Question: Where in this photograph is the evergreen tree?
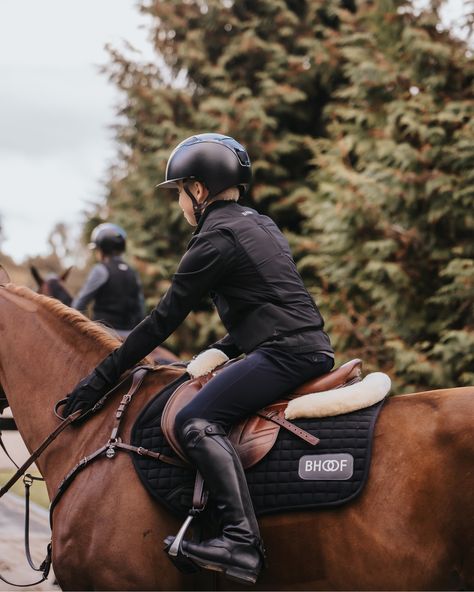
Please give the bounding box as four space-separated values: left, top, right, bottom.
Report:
299 3 474 390
103 0 473 389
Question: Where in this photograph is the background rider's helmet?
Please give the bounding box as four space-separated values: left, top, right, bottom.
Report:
89 223 127 254
157 133 252 197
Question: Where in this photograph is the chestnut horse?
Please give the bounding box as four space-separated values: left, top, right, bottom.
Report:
30 265 180 365
0 280 473 591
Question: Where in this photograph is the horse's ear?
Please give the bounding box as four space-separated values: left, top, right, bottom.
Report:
30 265 44 287
61 266 73 282
0 264 11 286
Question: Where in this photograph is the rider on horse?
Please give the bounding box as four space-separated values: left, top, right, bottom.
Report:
63 133 334 585
72 223 145 337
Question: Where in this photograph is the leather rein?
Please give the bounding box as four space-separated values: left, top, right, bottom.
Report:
0 401 80 587
0 364 180 587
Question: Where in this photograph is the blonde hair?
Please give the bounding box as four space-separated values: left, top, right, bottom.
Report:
214 187 240 202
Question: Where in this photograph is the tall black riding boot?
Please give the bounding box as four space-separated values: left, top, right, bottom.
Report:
167 418 265 585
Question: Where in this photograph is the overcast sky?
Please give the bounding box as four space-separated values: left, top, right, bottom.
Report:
0 0 469 263
0 0 153 263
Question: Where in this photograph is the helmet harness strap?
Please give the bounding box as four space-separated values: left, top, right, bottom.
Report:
184 181 213 224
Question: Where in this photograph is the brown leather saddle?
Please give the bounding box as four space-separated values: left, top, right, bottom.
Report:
161 358 362 470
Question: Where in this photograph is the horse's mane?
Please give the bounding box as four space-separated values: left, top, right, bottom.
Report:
4 283 119 349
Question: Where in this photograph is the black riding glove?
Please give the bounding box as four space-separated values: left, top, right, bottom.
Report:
61 354 120 418
61 315 162 419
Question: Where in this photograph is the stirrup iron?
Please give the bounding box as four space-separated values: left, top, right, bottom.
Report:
167 514 194 557
164 471 208 571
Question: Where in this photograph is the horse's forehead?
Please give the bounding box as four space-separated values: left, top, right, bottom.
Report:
0 289 38 312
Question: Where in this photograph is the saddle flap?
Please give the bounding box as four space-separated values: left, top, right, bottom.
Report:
228 404 285 469
161 375 212 463
161 375 281 469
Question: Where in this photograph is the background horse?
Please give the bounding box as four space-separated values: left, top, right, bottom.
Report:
0 279 473 590
30 265 180 365
31 265 73 306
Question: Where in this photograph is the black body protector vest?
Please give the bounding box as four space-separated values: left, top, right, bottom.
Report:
93 257 142 331
195 202 332 354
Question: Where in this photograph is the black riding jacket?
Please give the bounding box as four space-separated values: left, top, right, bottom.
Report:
102 201 332 382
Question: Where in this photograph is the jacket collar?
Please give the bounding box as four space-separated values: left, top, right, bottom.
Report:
193 200 236 235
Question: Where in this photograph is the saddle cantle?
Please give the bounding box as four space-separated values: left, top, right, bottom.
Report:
161 359 362 469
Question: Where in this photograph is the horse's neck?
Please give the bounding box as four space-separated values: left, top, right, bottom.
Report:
0 290 113 485
6 327 106 424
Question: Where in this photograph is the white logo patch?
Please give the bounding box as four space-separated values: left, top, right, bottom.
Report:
241 210 254 216
298 453 354 480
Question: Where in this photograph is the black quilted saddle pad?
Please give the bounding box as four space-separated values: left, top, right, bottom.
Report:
131 376 385 518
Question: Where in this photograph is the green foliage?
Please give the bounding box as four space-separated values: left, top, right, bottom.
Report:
103 0 473 391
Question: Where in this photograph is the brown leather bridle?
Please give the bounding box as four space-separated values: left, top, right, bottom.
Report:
0 365 182 587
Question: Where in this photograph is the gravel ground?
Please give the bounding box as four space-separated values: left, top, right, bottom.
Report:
0 418 58 591
0 493 58 591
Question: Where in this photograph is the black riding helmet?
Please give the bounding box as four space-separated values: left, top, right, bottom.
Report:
89 223 127 254
157 133 252 197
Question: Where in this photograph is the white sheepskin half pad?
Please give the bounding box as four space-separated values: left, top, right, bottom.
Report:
285 372 391 420
187 348 229 379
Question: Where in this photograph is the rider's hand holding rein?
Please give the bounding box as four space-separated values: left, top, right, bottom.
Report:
62 357 119 417
62 344 231 417
60 308 171 419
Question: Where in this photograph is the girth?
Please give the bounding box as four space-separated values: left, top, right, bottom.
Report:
161 359 362 469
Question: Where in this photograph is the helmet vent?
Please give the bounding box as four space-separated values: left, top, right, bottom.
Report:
235 148 250 166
